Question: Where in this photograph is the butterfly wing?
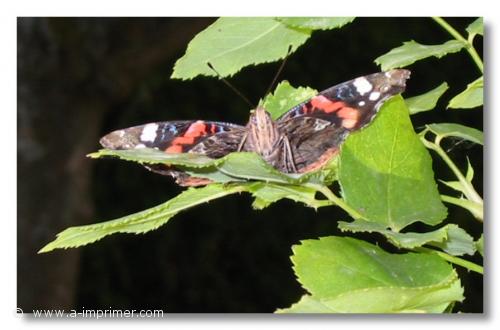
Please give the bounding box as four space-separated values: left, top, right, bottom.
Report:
100 120 245 156
278 69 410 127
100 120 246 185
276 117 346 172
276 69 410 172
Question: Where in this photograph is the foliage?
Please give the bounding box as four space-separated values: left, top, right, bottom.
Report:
405 82 449 114
171 17 356 80
261 81 317 119
339 96 447 231
448 77 483 109
277 237 463 313
374 40 465 71
41 17 483 314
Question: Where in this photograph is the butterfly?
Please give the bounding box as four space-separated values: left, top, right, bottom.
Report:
100 69 411 186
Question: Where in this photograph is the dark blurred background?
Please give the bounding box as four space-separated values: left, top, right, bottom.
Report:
17 17 483 313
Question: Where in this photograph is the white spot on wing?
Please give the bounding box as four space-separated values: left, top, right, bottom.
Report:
353 77 372 95
369 91 381 101
140 123 158 142
358 101 366 106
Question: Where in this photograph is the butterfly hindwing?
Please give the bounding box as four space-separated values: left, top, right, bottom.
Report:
276 117 346 172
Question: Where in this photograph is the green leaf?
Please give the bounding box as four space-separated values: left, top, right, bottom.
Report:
448 76 483 109
171 17 311 80
405 82 449 114
278 236 463 313
261 80 317 119
338 220 445 249
476 234 484 257
428 225 475 256
92 149 291 183
440 158 476 195
426 123 484 145
181 166 246 184
279 280 463 313
39 184 244 253
276 17 355 30
248 182 329 210
41 152 338 252
339 96 447 231
92 146 336 186
375 40 465 71
441 195 483 221
466 157 474 182
277 295 338 313
466 18 483 40
440 180 464 193
338 220 473 255
193 151 337 186
292 236 455 295
89 148 217 167
216 152 304 184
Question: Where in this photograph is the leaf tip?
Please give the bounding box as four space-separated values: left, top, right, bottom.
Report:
38 243 54 254
87 151 101 159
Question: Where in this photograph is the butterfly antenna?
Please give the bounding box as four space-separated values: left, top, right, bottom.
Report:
264 45 293 97
207 62 255 109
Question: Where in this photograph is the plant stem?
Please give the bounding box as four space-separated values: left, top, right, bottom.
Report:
306 183 365 220
432 17 483 73
441 195 483 222
416 247 483 274
429 139 483 206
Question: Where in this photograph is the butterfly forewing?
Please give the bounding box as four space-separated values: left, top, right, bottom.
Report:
278 69 410 130
100 120 245 157
275 69 410 172
99 120 246 186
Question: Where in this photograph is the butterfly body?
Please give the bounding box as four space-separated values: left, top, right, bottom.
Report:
100 69 411 186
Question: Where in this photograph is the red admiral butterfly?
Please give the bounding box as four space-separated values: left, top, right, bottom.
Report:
100 69 410 186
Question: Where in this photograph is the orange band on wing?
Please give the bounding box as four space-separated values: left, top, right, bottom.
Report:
335 107 360 129
170 136 196 145
164 122 209 154
184 121 208 137
165 145 184 153
337 107 359 120
310 95 344 113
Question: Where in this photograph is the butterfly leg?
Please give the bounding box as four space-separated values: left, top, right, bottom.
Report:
237 132 248 152
281 135 297 173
